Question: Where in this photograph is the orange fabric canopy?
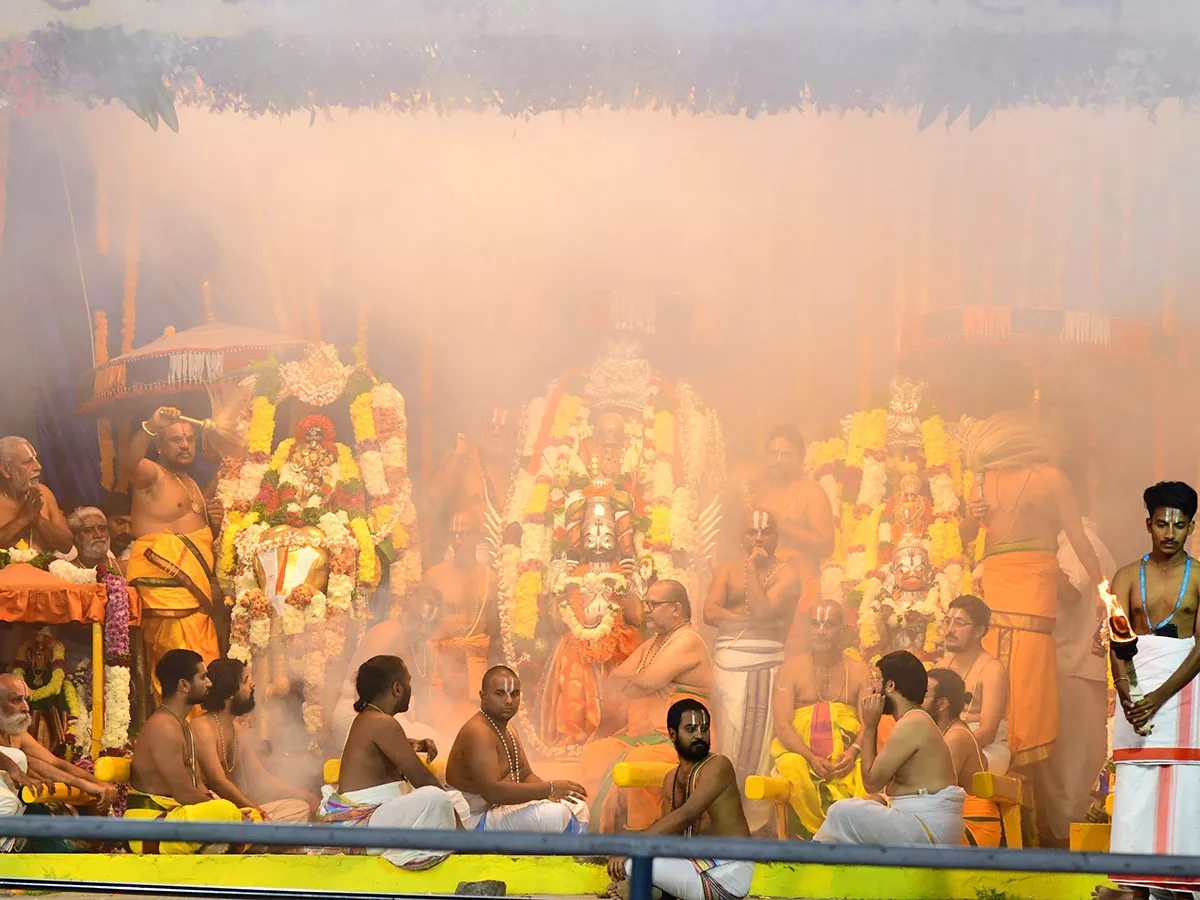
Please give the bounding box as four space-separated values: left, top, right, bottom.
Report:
0 564 111 625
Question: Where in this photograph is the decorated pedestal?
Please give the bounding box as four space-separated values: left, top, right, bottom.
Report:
497 335 725 757
216 344 420 745
0 549 138 761
806 378 977 661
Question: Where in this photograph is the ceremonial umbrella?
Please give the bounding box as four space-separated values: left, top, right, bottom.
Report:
77 319 309 415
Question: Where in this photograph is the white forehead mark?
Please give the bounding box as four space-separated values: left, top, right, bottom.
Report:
502 677 516 693
683 710 708 728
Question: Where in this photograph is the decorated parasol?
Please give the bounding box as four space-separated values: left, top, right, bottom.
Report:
77 318 309 415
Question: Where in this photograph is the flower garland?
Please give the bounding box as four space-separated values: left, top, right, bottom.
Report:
496 361 724 758
14 637 66 702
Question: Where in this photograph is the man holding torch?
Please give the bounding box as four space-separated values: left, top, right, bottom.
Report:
1095 482 1200 900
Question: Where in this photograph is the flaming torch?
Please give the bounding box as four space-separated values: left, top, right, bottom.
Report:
1098 579 1153 736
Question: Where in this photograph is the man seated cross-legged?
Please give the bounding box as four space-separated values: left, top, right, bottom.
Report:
319 655 463 870
446 665 589 832
606 699 755 900
924 669 1002 847
126 650 264 855
192 658 317 824
815 650 965 846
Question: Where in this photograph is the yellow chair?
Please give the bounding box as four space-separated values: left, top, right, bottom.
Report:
610 761 674 789
95 756 132 784
1069 792 1114 852
744 776 793 840
19 756 133 806
323 756 445 787
971 771 1023 849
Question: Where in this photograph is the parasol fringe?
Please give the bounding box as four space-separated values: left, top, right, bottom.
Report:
1060 310 1111 347
168 351 224 385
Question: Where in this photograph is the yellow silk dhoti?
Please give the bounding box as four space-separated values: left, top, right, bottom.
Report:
124 792 261 854
770 702 865 838
580 690 709 833
128 529 220 703
980 548 1058 768
962 795 1002 847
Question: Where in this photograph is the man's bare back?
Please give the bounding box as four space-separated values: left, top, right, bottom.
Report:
878 710 956 798
340 709 433 793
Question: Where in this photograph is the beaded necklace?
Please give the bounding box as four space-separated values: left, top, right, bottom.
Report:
482 712 520 781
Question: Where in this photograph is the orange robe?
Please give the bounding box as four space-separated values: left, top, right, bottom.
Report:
580 688 710 833
540 613 639 746
980 548 1058 769
127 528 220 703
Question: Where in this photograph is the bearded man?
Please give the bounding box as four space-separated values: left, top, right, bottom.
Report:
66 506 119 570
124 405 241 702
0 437 72 554
126 649 263 854
98 491 134 568
0 674 117 824
193 658 316 823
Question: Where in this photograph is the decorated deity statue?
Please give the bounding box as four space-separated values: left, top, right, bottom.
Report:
878 473 933 566
216 343 419 747
497 325 725 758
884 376 927 452
855 534 953 661
539 458 644 747
12 628 82 757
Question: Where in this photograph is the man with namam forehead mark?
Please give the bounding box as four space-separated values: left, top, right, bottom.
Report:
607 699 754 900
445 666 590 831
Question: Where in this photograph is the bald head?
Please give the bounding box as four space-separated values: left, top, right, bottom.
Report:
0 673 32 737
480 665 521 722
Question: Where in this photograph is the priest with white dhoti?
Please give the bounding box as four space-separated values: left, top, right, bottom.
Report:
815 651 966 847
319 656 466 869
445 666 590 832
1100 481 1200 900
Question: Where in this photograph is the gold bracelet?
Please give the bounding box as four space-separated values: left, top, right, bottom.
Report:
141 420 157 437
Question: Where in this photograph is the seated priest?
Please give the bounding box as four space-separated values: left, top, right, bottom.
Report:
0 437 73 554
923 669 1001 847
606 699 755 900
192 658 316 823
66 506 121 570
769 601 871 837
1 674 118 820
126 650 264 854
579 579 714 832
331 585 449 751
445 665 589 832
815 651 965 846
318 655 463 870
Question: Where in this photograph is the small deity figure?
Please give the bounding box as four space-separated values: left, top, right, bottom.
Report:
281 417 338 512
879 473 933 566
870 535 940 659
884 377 926 453
12 628 77 757
539 459 643 746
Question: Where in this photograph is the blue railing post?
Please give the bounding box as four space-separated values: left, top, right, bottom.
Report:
628 855 654 900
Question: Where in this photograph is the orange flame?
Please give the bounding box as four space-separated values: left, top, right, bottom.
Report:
1098 579 1135 643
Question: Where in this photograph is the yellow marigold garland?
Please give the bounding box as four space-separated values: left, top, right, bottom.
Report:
647 505 672 546
551 395 583 440
247 396 277 455
921 416 949 468
337 444 361 481
524 483 551 517
349 392 376 442
350 517 376 586
270 439 295 472
513 570 542 639
654 410 675 459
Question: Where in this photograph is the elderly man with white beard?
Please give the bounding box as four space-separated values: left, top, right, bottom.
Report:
0 437 72 554
0 674 118 825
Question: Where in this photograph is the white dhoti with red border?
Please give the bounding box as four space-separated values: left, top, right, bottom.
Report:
1111 634 1200 897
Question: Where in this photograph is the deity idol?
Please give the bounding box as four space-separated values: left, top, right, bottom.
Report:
861 534 946 661
539 458 644 746
878 473 933 566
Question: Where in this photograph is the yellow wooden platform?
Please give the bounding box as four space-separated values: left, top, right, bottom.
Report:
2 853 1115 899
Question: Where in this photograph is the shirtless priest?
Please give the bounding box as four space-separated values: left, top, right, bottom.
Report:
193 658 316 823
319 655 462 870
445 666 589 831
815 650 965 846
606 699 754 900
126 650 262 854
125 405 241 699
1097 481 1200 900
